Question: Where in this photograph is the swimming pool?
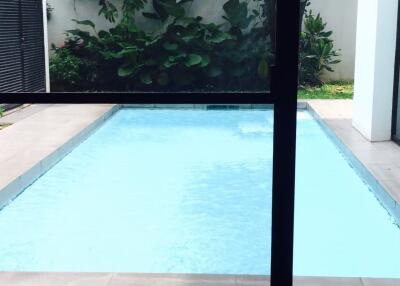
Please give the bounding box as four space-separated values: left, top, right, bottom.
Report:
0 108 399 277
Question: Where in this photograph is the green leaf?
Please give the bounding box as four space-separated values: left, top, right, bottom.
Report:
185 54 202 67
66 29 90 37
177 0 193 5
108 47 138 59
118 65 138 77
98 30 109 38
209 31 232 44
153 0 185 21
163 42 178 51
223 0 253 29
142 12 160 20
199 55 210 67
140 72 153 84
163 58 177 68
153 0 170 21
161 2 185 18
325 66 334 72
257 58 269 79
72 19 96 29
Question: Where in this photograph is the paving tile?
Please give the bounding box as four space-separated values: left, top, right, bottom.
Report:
0 104 52 124
0 273 398 286
0 272 113 286
381 180 400 203
235 275 269 286
368 164 400 183
362 278 400 286
110 273 236 286
294 276 363 286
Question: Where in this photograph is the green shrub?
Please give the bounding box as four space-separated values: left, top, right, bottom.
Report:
51 0 273 92
299 11 341 86
0 106 4 118
51 0 340 90
49 47 82 91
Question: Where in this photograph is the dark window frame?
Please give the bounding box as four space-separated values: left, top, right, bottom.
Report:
0 1 299 285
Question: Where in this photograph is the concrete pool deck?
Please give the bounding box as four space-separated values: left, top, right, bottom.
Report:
0 102 400 285
0 272 399 286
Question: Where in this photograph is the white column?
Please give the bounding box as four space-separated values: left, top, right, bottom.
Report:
353 0 398 141
42 0 50 92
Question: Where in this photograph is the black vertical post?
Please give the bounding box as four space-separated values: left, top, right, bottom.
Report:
391 0 400 143
270 0 300 286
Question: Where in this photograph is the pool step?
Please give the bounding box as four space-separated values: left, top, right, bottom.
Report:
0 272 399 286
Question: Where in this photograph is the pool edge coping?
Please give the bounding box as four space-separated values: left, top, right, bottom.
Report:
0 272 398 286
0 104 120 210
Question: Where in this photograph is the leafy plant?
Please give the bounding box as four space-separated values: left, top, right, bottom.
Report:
49 47 84 91
299 11 340 86
0 106 4 118
50 0 277 91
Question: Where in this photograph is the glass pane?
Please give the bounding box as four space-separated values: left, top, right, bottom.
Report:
0 104 273 284
46 0 275 92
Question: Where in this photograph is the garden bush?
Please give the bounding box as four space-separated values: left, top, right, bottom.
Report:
50 0 273 92
299 9 341 86
50 0 340 91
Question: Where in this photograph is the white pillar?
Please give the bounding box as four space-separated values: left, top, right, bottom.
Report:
352 0 398 141
42 0 50 92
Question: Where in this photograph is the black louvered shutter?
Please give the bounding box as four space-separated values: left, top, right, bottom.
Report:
0 0 25 92
21 0 46 92
0 0 46 92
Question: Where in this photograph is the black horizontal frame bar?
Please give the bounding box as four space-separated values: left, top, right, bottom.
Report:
0 92 274 104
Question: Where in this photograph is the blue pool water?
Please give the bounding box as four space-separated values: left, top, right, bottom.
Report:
0 108 399 277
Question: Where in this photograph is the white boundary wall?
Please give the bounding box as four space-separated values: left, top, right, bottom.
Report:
308 0 358 81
